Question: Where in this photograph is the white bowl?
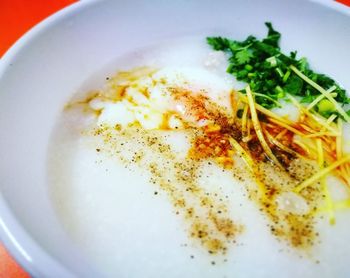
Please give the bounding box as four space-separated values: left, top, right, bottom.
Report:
0 0 349 277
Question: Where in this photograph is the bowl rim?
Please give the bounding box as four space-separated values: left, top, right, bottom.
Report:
0 1 99 276
0 0 348 277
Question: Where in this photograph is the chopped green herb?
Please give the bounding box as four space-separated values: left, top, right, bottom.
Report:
206 22 349 119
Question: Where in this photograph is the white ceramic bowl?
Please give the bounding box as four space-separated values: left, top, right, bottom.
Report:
0 0 349 277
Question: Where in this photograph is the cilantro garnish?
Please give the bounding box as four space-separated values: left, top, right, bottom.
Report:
207 23 349 119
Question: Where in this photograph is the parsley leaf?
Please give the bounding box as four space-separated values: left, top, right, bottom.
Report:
283 75 303 95
235 48 253 65
206 37 231 51
262 22 281 48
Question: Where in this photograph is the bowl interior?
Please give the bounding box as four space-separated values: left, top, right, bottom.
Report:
0 0 349 276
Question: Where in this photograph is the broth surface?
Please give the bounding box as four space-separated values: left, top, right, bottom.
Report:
48 38 350 278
